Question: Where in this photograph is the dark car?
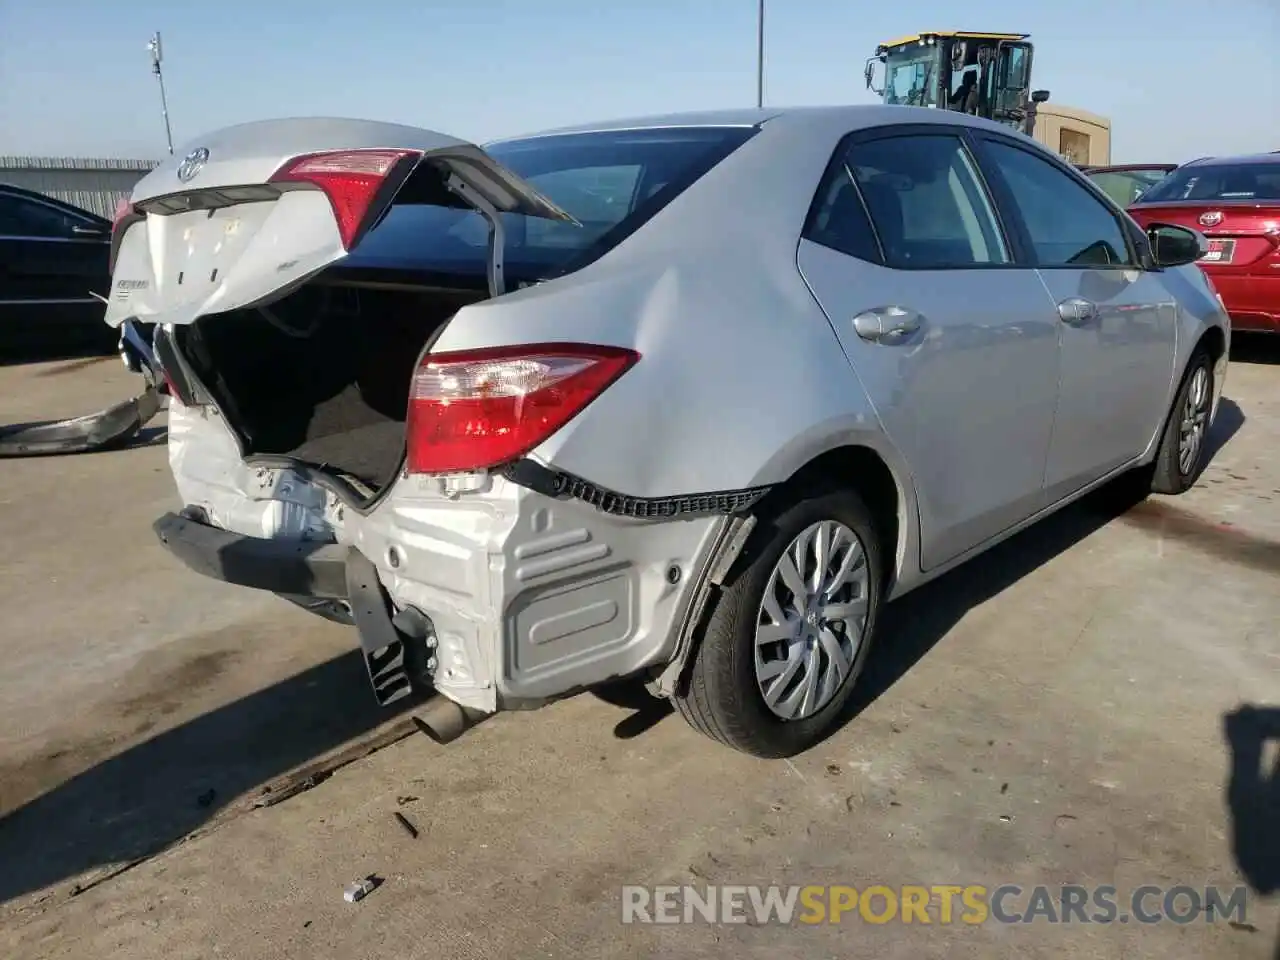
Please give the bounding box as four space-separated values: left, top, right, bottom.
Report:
0 184 118 356
1126 153 1280 334
1080 163 1178 208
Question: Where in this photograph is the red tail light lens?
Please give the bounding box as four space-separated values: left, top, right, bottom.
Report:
108 196 137 273
405 343 639 475
269 149 417 249
111 196 133 235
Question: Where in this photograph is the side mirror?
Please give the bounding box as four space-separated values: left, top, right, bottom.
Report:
1147 222 1208 268
864 56 884 95
1031 89 1050 103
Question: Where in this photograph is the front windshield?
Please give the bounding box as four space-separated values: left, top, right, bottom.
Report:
883 46 940 107
344 126 756 285
1136 161 1280 205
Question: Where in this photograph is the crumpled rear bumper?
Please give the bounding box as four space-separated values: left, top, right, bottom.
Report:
153 509 429 707
153 509 349 598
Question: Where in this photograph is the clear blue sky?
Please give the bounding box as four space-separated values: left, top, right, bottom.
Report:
1 0 1276 163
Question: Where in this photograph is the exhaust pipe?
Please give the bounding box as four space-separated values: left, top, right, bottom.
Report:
411 694 489 744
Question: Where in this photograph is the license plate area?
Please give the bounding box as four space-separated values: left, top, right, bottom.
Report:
158 202 274 307
1199 238 1236 264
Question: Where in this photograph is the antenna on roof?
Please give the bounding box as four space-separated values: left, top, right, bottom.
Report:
755 1 765 108
147 32 175 156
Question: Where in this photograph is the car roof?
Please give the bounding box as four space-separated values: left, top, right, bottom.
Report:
493 104 1023 143
1082 163 1177 172
1181 152 1280 168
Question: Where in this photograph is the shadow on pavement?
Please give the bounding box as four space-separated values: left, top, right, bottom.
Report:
0 338 117 368
1223 705 1280 959
1230 332 1280 366
842 483 1137 724
843 391 1251 727
1205 395 1246 463
0 650 419 906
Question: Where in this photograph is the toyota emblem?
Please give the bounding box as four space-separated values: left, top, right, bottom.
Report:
1198 210 1223 228
176 147 209 183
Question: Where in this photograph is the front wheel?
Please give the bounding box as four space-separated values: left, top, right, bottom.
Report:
1150 346 1216 495
673 487 882 758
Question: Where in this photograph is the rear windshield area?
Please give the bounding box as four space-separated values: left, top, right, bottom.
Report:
344 126 756 284
1137 160 1280 204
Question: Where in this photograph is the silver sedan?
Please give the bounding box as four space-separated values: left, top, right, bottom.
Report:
107 105 1229 758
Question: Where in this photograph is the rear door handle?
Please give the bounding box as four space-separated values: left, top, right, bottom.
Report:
852 306 925 343
1057 298 1098 325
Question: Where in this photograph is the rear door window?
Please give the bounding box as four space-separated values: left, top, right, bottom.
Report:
807 133 1010 269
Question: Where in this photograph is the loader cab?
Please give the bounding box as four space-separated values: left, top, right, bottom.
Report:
865 31 1050 136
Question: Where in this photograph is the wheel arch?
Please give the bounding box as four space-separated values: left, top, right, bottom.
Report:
654 434 920 699
750 444 910 598
746 422 920 594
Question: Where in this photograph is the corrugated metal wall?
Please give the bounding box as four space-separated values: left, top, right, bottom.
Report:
0 156 160 219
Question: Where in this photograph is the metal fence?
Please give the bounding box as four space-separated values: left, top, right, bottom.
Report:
0 156 159 219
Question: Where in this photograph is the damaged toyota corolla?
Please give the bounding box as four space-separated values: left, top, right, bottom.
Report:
104 107 1228 758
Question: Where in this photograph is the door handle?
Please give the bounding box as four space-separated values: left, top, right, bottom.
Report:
1057 297 1098 325
852 306 925 343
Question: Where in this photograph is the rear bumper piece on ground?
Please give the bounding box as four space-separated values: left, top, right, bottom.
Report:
0 384 162 457
152 510 426 708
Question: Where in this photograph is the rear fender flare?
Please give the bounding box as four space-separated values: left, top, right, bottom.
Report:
649 422 921 699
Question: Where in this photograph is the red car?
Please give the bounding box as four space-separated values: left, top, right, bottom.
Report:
1126 153 1280 333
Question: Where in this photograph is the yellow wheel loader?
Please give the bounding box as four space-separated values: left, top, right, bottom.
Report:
864 31 1050 138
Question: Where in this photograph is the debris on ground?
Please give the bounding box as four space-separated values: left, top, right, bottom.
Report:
0 384 162 458
393 812 419 839
250 719 417 810
343 877 380 903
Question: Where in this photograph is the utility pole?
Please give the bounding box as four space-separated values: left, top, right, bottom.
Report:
147 32 175 155
755 0 765 108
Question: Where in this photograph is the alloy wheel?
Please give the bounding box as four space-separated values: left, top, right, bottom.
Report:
1177 363 1211 476
754 520 870 721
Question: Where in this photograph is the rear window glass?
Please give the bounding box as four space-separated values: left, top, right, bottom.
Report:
346 126 755 284
1136 161 1280 204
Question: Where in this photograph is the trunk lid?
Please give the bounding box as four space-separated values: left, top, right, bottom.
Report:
104 117 575 327
1128 202 1280 274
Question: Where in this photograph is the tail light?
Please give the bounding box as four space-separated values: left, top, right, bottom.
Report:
405 343 639 475
269 149 418 249
108 196 138 274
111 196 133 234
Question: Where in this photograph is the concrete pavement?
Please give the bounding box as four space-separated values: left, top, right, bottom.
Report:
0 341 1276 959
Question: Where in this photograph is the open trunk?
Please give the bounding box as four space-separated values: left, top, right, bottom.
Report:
174 277 486 497
102 118 576 499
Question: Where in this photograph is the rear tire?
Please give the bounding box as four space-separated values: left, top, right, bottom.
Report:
673 487 882 759
1150 346 1215 495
